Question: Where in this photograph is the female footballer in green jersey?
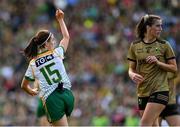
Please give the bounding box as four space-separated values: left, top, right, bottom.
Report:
159 72 180 126
127 14 177 126
21 9 74 126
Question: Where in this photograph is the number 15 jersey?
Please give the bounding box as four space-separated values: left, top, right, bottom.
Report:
24 46 71 100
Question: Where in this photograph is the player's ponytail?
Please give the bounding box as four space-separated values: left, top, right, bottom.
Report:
24 36 39 59
23 30 51 60
135 15 147 39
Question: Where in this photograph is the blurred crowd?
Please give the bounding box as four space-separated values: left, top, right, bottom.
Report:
0 0 179 126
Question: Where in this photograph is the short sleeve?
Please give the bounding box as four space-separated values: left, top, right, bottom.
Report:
25 64 35 81
167 72 177 79
127 43 136 62
165 42 175 60
54 46 64 59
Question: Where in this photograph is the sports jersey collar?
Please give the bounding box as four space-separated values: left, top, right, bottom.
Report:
142 38 157 44
37 50 49 55
37 50 53 58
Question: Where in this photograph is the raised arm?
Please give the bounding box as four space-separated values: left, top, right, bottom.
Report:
56 9 70 52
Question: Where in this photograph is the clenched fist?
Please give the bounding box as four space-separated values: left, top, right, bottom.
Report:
56 9 64 20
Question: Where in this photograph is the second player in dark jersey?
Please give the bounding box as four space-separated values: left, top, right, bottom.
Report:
127 14 177 126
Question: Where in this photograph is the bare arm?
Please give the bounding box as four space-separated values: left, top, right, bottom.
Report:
128 61 144 84
56 9 70 52
33 79 39 90
157 59 177 72
21 78 38 96
146 56 177 72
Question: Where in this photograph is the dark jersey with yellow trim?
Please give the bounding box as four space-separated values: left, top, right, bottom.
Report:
167 72 177 104
127 39 175 97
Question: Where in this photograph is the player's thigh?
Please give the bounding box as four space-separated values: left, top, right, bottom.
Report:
52 114 68 126
140 110 159 126
39 116 49 126
143 91 168 120
142 102 165 124
153 118 159 126
165 115 180 126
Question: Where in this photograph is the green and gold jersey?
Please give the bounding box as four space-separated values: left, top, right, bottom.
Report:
127 39 175 97
167 72 177 104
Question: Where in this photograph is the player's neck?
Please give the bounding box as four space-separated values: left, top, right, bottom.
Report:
143 36 156 43
38 48 48 54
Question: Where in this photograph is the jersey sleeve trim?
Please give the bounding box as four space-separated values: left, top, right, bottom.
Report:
54 50 64 59
59 46 65 53
25 76 35 81
30 64 35 78
127 58 136 62
166 56 176 60
54 46 64 59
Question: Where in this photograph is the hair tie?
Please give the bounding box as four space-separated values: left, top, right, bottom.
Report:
144 14 149 22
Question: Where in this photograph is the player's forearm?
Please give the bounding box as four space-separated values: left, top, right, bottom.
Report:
128 67 137 74
33 80 39 90
21 84 33 95
21 78 35 96
58 19 70 39
128 68 136 78
157 61 177 73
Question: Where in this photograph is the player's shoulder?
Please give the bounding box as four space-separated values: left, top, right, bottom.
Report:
53 46 64 59
131 39 142 45
156 38 167 44
29 58 36 66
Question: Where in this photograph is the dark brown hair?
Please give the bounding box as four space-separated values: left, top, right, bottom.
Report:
136 14 161 39
24 30 51 59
